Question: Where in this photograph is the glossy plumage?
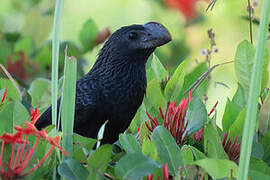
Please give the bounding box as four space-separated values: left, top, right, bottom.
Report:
36 22 171 144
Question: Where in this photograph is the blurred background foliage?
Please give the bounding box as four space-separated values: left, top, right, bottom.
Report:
0 0 267 126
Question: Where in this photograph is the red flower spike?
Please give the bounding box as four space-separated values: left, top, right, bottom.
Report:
1 86 7 104
162 163 169 180
222 132 241 164
147 174 153 180
30 108 40 125
146 163 170 180
145 92 192 146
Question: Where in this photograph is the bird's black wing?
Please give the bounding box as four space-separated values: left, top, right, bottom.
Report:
36 77 106 139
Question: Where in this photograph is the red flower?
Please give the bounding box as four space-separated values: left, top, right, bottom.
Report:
222 132 241 164
0 109 68 179
146 92 192 146
147 163 169 180
1 86 7 104
165 0 201 20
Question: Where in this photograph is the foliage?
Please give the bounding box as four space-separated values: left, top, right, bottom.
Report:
0 0 269 179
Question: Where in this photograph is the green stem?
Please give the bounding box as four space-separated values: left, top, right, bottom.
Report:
237 1 270 180
52 0 64 131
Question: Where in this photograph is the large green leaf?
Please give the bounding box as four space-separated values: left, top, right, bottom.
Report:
232 83 246 110
193 159 238 179
249 170 270 180
222 99 242 132
61 54 77 157
115 152 160 180
28 78 51 108
0 101 29 134
228 108 246 139
119 134 141 153
204 124 228 159
146 78 166 109
181 145 194 165
259 95 270 135
151 54 168 82
0 78 20 101
249 157 270 176
58 158 89 180
22 9 53 47
151 126 184 175
186 95 207 134
234 40 255 96
87 144 112 178
164 60 188 102
189 146 207 161
142 138 158 161
14 36 34 57
79 19 98 53
180 62 208 99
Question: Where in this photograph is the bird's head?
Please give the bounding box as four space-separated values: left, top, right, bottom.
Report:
100 22 172 62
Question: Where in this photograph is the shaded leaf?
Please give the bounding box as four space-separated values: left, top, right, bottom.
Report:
193 159 238 179
119 134 141 153
164 60 188 101
115 152 160 180
58 158 89 180
222 99 242 132
151 126 184 175
259 95 270 135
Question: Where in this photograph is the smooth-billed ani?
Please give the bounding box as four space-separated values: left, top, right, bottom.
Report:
36 22 171 144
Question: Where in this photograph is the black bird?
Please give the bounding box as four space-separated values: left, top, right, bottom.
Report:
36 22 171 144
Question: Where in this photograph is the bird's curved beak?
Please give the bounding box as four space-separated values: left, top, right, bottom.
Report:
142 22 172 48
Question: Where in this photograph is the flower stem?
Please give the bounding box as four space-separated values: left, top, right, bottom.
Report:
18 135 27 166
25 146 55 176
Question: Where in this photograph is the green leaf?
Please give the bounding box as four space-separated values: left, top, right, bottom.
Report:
151 126 184 175
34 44 52 69
28 78 51 108
115 152 160 180
119 134 141 153
0 78 20 101
146 78 166 109
228 108 246 139
261 50 269 92
180 62 208 99
222 99 242 132
14 36 34 57
186 95 207 134
189 146 207 161
193 159 238 179
73 134 96 161
0 101 29 134
164 60 188 102
61 53 77 157
87 144 112 174
234 40 255 96
259 95 270 135
0 39 12 64
151 54 168 82
58 158 89 180
142 138 158 161
249 157 270 176
262 131 270 164
249 170 270 180
79 19 98 53
22 9 53 47
204 124 228 159
181 145 194 165
232 83 246 110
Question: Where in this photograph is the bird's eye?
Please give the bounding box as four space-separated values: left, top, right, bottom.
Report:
128 32 138 40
